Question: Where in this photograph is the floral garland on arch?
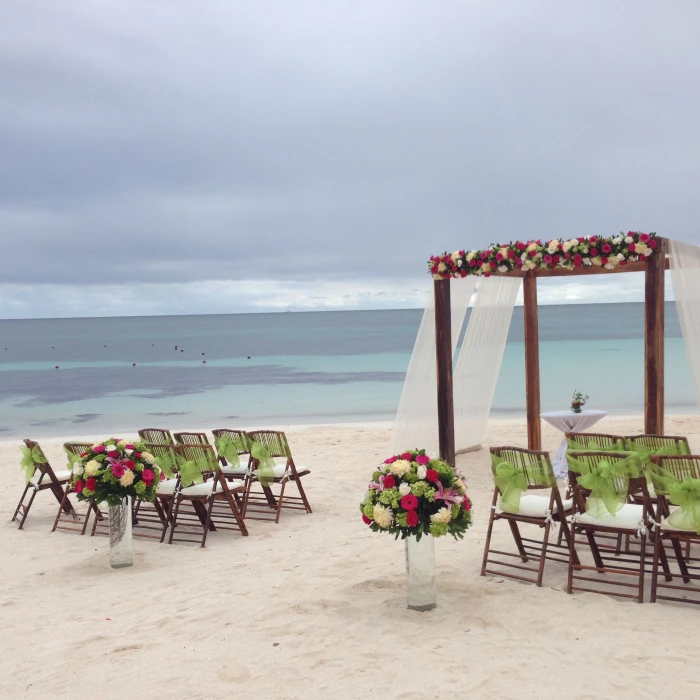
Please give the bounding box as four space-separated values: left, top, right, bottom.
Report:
429 231 658 279
360 449 473 539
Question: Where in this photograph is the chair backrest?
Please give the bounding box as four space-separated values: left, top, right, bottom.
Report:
138 428 174 444
175 443 219 474
625 434 691 455
64 442 92 455
649 455 700 482
489 446 556 490
143 443 180 479
566 432 625 449
246 430 292 459
174 431 210 446
212 429 249 453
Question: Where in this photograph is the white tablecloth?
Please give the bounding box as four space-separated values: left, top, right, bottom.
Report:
540 409 608 479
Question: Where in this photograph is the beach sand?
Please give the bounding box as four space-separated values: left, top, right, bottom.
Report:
2 414 700 699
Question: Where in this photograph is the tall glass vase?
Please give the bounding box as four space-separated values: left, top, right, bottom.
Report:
405 534 436 611
109 496 133 569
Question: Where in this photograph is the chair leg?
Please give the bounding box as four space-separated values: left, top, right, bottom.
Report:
585 530 605 570
638 536 646 603
168 495 183 544
650 533 661 603
159 496 173 543
536 521 551 586
295 477 312 514
201 497 215 548
480 506 497 577
13 485 37 530
12 484 31 523
275 480 288 524
671 537 692 584
508 520 528 562
559 520 580 566
52 487 76 532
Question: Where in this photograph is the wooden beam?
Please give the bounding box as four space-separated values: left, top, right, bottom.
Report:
434 279 455 464
523 272 542 450
645 239 667 434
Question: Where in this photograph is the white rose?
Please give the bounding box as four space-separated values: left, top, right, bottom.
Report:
562 241 571 252
125 449 133 455
498 265 508 272
466 251 475 261
361 491 369 505
457 259 463 267
417 465 427 480
613 236 622 244
399 483 411 496
617 253 624 260
72 464 84 476
625 236 634 244
140 452 155 464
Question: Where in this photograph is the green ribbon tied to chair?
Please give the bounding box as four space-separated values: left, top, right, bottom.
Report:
490 454 556 514
19 445 46 483
567 453 642 517
647 463 700 534
624 442 688 466
566 437 628 453
154 451 177 479
214 436 248 468
64 448 83 473
250 442 276 487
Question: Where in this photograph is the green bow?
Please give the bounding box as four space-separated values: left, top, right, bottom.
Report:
154 452 177 479
250 442 276 487
214 436 248 468
64 448 84 472
667 478 700 534
489 454 556 514
624 441 688 466
567 453 642 517
20 445 46 483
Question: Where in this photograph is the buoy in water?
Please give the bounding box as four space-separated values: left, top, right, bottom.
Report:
203 360 206 364
55 365 59 369
132 363 136 367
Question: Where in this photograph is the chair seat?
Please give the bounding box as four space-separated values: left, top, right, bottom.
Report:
31 469 72 486
180 481 226 497
156 479 179 496
221 465 248 476
497 493 572 518
573 503 645 531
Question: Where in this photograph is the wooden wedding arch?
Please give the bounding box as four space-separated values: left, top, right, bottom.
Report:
432 237 669 465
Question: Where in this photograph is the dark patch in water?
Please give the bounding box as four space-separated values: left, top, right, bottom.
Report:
73 413 101 423
147 411 190 416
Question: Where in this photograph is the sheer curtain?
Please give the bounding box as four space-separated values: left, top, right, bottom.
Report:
670 239 700 409
390 278 477 454
453 275 521 453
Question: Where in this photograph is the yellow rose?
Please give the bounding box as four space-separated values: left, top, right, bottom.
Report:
119 470 135 487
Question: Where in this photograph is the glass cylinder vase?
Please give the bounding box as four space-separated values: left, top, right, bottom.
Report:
405 534 436 611
109 496 133 569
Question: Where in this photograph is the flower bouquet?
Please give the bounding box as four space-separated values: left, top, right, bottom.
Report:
69 438 161 569
571 390 589 414
360 449 473 611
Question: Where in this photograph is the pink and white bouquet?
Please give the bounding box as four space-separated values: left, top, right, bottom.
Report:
70 438 161 507
360 449 472 539
429 231 658 279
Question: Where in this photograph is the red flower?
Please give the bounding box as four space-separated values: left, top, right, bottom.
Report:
648 239 657 249
426 469 440 483
400 452 413 461
489 260 496 269
74 480 85 494
469 259 476 267
507 248 515 259
557 243 563 250
400 494 419 511
406 510 419 527
123 459 135 470
480 250 488 260
416 454 430 466
601 243 612 253
640 254 647 260
552 254 560 264
619 260 628 266
564 252 571 260
382 474 396 489
463 495 471 511
92 446 105 454
628 243 636 252
362 514 372 525
125 444 134 450
495 252 504 261
578 237 585 242
589 236 597 243
639 232 650 243
80 451 89 458
131 451 141 459
85 477 97 490
460 269 467 277
384 456 398 464
112 464 126 479
601 256 608 265
590 247 599 257
141 469 155 485
516 242 526 250
544 254 553 264
573 254 582 266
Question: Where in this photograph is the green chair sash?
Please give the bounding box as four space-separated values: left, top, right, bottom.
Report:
20 445 46 483
647 463 700 534
154 452 177 479
214 436 248 468
567 453 642 517
64 447 83 472
250 442 276 487
624 441 688 465
566 437 627 452
490 453 556 514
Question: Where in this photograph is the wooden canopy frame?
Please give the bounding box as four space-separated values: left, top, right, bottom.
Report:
433 237 669 464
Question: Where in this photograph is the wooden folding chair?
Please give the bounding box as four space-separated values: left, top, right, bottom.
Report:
650 455 700 605
481 446 576 587
142 442 183 542
167 444 248 547
138 428 174 444
566 432 626 450
212 428 252 482
243 430 312 523
52 442 109 536
566 450 658 603
12 439 75 530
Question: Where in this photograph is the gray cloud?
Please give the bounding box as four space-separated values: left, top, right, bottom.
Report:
1 1 700 314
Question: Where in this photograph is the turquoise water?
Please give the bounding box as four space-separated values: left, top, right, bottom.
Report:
0 304 695 437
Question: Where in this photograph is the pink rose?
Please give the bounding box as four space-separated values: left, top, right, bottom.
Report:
639 232 650 243
400 452 413 461
648 239 657 249
573 254 582 266
602 243 612 253
93 446 105 454
112 464 126 479
495 252 504 261
469 259 476 267
590 247 599 257
544 254 553 264
416 455 430 465
141 469 155 485
74 480 85 494
384 456 398 464
507 248 515 259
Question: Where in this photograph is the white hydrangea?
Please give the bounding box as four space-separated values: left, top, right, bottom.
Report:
625 236 634 244
72 463 84 476
417 465 427 480
466 251 475 261
399 482 411 496
389 459 412 478
84 460 100 476
457 259 463 267
117 440 128 448
617 253 624 260
527 243 538 253
361 491 369 505
119 470 135 487
372 504 393 528
613 236 622 244
498 265 508 272
140 452 155 464
430 507 452 525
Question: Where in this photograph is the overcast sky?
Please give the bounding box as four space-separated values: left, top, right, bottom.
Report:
1 1 699 318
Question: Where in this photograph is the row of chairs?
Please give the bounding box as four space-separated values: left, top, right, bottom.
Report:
12 428 312 548
481 431 700 605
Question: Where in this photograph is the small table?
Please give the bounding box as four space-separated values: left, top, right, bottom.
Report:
540 409 608 479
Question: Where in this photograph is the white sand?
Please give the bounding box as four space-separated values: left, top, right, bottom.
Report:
2 415 700 699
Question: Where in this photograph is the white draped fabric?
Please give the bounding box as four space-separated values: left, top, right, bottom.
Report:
390 278 477 455
670 239 700 409
453 275 521 453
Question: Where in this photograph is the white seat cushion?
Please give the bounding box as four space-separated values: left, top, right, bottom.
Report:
31 469 72 486
221 465 248 476
180 481 224 497
156 478 179 496
573 502 645 531
497 493 572 518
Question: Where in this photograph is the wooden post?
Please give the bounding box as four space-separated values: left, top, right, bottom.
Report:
523 272 542 450
645 239 666 434
434 279 455 464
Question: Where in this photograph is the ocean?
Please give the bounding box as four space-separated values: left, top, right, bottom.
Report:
0 302 696 438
